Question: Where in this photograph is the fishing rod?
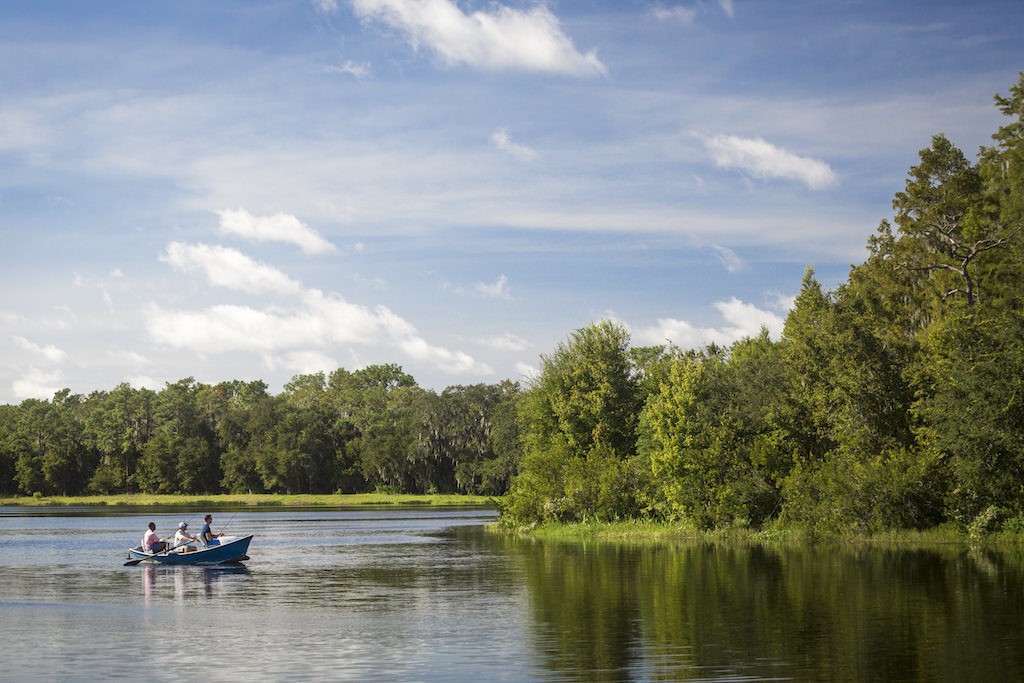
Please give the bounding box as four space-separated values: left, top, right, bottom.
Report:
218 511 240 536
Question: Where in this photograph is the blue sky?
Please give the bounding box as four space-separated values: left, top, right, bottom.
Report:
2 0 1022 402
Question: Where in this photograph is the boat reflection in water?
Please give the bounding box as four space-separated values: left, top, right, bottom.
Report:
142 563 250 604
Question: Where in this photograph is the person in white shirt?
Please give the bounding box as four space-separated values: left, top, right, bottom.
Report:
173 522 199 552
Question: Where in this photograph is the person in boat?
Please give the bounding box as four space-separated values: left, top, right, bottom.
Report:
142 522 166 553
173 522 199 552
200 514 223 546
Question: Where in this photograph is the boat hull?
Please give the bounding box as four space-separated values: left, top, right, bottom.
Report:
127 535 253 565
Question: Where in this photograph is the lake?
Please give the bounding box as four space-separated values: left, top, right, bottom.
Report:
2 507 1024 681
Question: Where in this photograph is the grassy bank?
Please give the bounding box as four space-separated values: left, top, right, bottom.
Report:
494 519 1024 549
0 493 496 508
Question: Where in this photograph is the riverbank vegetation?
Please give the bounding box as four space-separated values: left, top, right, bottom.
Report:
3 74 1024 540
499 73 1024 538
0 493 493 507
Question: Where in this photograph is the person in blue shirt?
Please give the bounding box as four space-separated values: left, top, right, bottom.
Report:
200 513 223 546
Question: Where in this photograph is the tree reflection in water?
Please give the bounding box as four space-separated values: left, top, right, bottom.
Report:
501 535 1024 680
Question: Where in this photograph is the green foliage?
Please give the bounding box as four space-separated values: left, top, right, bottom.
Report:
522 320 641 460
0 369 524 498
780 447 945 534
640 334 789 529
913 311 1024 522
504 321 647 524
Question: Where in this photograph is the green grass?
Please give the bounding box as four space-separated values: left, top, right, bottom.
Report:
0 493 496 508
493 519 1024 549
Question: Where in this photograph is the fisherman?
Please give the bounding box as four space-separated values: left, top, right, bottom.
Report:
173 522 199 552
142 522 166 553
200 514 223 546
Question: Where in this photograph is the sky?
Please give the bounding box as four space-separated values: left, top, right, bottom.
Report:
1 0 1022 403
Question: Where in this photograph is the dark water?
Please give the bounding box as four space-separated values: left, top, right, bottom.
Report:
2 508 1024 681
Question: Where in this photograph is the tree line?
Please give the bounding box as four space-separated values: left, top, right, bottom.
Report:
501 73 1024 533
5 74 1024 535
0 365 520 497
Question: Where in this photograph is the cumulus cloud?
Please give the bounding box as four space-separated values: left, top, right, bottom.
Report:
13 336 68 364
475 274 512 300
145 287 489 375
12 368 63 400
476 332 529 351
515 361 538 381
125 375 165 392
349 0 607 77
701 134 836 189
216 208 336 254
160 242 303 295
278 350 340 375
633 296 789 349
491 128 538 160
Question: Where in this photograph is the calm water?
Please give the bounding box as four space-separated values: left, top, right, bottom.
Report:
2 508 1024 681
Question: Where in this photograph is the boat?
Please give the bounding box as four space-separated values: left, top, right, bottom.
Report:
126 535 254 566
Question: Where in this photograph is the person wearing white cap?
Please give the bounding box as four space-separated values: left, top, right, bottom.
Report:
173 521 199 553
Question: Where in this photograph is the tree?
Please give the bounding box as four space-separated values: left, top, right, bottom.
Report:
521 320 641 459
877 134 1017 312
640 333 790 528
84 384 154 493
914 311 1024 524
504 320 646 523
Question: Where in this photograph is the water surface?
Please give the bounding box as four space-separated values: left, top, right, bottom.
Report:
2 507 1023 680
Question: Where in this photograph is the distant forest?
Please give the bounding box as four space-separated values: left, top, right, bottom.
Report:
0 365 520 498
4 74 1024 535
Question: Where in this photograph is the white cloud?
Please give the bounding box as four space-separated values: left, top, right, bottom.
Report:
652 6 697 23
765 290 796 312
476 332 529 351
701 134 837 189
515 361 538 381
352 274 387 289
312 0 339 14
475 274 512 300
280 350 340 375
709 244 745 273
13 336 68 364
718 0 735 19
491 128 538 160
324 60 372 79
112 350 151 367
125 375 165 392
633 296 787 349
160 242 303 295
144 286 490 375
216 208 336 255
349 0 607 77
12 368 63 401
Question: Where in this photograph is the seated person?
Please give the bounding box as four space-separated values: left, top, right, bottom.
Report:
142 522 166 553
173 522 199 552
200 514 223 546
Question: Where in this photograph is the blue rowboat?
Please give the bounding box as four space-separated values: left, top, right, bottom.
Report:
126 535 253 565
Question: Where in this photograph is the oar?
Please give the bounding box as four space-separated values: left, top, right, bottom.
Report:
124 540 189 566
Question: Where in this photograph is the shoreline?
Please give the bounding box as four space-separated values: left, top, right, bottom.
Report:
490 519 1024 550
0 493 497 508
